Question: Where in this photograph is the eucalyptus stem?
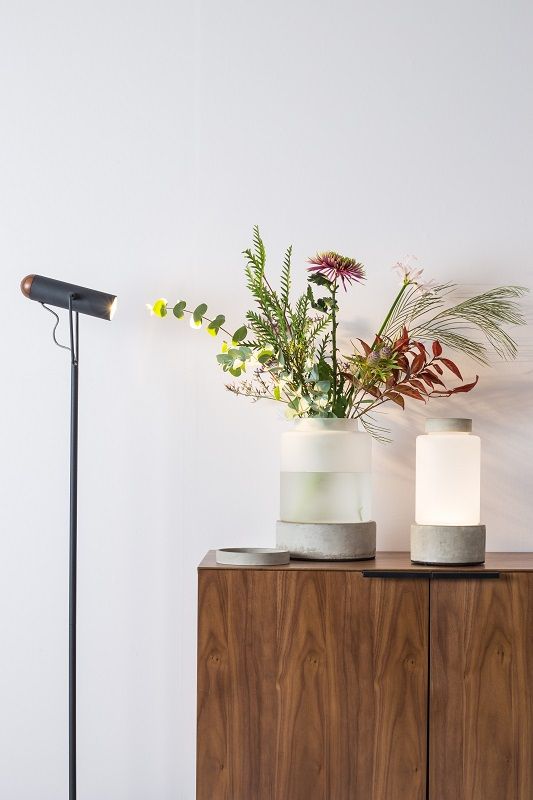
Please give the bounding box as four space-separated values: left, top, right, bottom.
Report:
165 303 287 393
165 305 235 340
377 281 410 339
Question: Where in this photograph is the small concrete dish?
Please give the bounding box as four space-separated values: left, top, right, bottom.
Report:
216 547 290 566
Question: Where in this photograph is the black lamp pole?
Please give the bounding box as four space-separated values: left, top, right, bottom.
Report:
68 297 79 799
21 276 117 800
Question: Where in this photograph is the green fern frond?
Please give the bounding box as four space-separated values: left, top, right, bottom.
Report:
308 316 330 342
410 286 527 362
280 246 292 310
416 327 490 363
290 292 309 336
383 283 453 340
316 334 331 362
252 225 266 272
359 414 392 443
243 248 261 274
243 227 292 338
245 310 277 347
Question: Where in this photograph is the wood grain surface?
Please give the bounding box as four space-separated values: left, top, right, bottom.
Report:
429 573 533 799
199 550 533 572
197 569 428 800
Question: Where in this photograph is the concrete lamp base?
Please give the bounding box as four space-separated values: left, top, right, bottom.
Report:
410 524 486 566
276 520 376 561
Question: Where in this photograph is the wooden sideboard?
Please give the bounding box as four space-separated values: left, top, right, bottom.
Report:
197 552 533 800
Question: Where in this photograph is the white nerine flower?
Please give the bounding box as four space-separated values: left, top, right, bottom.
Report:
393 255 422 283
393 256 437 295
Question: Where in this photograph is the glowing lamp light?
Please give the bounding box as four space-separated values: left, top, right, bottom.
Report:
416 418 480 526
411 418 486 565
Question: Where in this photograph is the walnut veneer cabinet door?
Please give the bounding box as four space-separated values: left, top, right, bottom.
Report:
197 568 428 800
429 572 533 800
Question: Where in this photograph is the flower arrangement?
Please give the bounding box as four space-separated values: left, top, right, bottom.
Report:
151 227 526 439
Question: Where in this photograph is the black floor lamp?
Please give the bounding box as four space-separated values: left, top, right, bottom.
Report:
21 275 117 800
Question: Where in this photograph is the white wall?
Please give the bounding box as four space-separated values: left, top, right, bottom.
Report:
1 1 532 797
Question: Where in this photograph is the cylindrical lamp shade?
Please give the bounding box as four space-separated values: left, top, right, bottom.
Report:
21 275 117 320
280 418 372 524
415 418 480 526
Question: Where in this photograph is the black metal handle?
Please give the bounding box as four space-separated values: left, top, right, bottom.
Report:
431 571 500 580
362 571 430 579
362 570 501 580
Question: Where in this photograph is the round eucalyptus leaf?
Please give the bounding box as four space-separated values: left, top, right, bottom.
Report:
207 314 226 336
152 299 167 318
231 325 247 344
172 301 187 319
257 348 274 364
193 303 208 324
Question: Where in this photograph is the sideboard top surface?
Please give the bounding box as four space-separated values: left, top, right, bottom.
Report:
199 550 533 572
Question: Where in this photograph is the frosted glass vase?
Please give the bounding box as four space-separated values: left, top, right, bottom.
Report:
280 418 372 524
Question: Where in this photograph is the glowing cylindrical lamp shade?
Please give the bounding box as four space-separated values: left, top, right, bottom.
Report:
411 418 486 565
415 418 480 526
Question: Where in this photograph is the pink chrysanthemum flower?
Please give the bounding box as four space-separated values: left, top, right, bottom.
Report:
307 252 365 290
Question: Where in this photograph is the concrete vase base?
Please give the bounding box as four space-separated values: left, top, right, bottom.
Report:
276 520 376 561
411 524 486 565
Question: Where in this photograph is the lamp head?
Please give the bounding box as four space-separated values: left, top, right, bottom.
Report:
21 275 117 321
21 275 34 298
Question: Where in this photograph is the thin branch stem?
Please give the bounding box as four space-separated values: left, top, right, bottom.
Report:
377 281 410 339
227 388 283 403
331 281 338 411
